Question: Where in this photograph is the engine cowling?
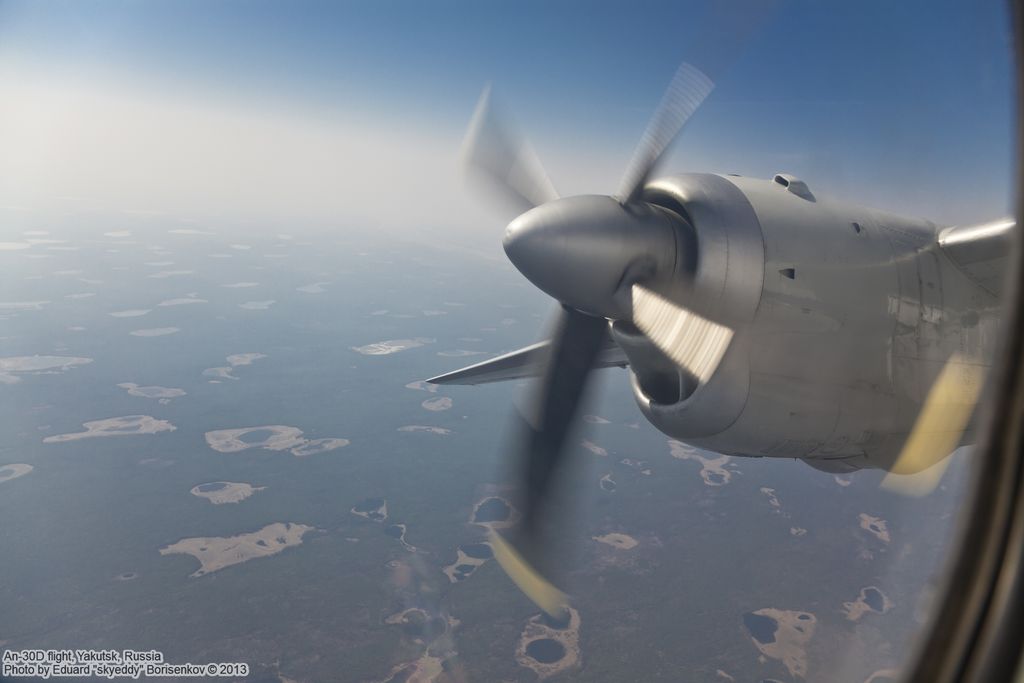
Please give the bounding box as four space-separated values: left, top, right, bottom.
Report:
617 172 994 473
612 173 764 441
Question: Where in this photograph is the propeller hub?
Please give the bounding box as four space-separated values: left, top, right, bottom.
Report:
503 195 680 319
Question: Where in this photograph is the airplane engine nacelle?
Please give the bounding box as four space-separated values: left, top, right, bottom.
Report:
615 172 992 472
611 173 765 440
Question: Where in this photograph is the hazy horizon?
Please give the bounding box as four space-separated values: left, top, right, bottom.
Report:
0 0 1014 247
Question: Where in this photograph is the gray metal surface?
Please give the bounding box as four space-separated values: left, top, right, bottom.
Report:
432 170 1010 472
939 218 1015 296
503 195 682 320
629 173 1006 470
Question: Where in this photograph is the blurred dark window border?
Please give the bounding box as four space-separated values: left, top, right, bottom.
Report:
903 2 1024 680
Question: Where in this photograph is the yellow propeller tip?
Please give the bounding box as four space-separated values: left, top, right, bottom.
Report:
488 529 569 621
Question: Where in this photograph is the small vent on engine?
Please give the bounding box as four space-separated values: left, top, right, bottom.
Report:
772 173 815 201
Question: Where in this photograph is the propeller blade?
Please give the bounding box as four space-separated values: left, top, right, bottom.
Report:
615 0 780 204
631 284 733 384
881 354 985 496
618 63 714 204
463 86 559 213
518 307 608 533
488 528 569 621
492 306 607 618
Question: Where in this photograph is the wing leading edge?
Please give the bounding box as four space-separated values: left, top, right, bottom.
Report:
937 217 1015 297
426 339 628 386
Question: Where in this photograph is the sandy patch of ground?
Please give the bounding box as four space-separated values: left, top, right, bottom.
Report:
352 338 434 355
351 498 388 522
619 458 652 475
291 438 350 456
744 608 816 679
669 440 735 486
203 352 267 381
516 607 582 679
405 380 438 393
470 496 518 530
398 426 453 435
593 533 638 550
129 327 179 337
227 353 266 366
381 563 460 672
384 607 430 626
44 415 176 443
205 425 303 451
859 514 891 543
148 270 193 279
761 487 783 513
204 425 348 457
0 301 51 314
0 464 33 484
159 522 313 577
191 481 266 504
202 367 235 381
0 355 92 384
386 523 418 552
374 654 444 683
239 300 275 310
442 542 492 583
158 296 207 306
117 383 186 403
581 440 608 456
421 397 452 412
842 586 893 621
296 282 330 293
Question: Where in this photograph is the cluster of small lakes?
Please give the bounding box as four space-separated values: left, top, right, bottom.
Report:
4 335 904 681
4 394 904 681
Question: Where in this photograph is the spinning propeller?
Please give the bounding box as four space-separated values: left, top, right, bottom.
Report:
429 2 983 619
440 62 733 619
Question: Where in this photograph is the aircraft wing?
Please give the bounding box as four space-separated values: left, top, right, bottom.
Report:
426 339 628 386
937 218 1015 297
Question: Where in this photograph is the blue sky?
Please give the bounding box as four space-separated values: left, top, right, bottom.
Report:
0 1 1014 237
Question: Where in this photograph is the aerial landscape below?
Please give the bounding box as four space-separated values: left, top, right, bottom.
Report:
0 215 973 682
0 0 1010 681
